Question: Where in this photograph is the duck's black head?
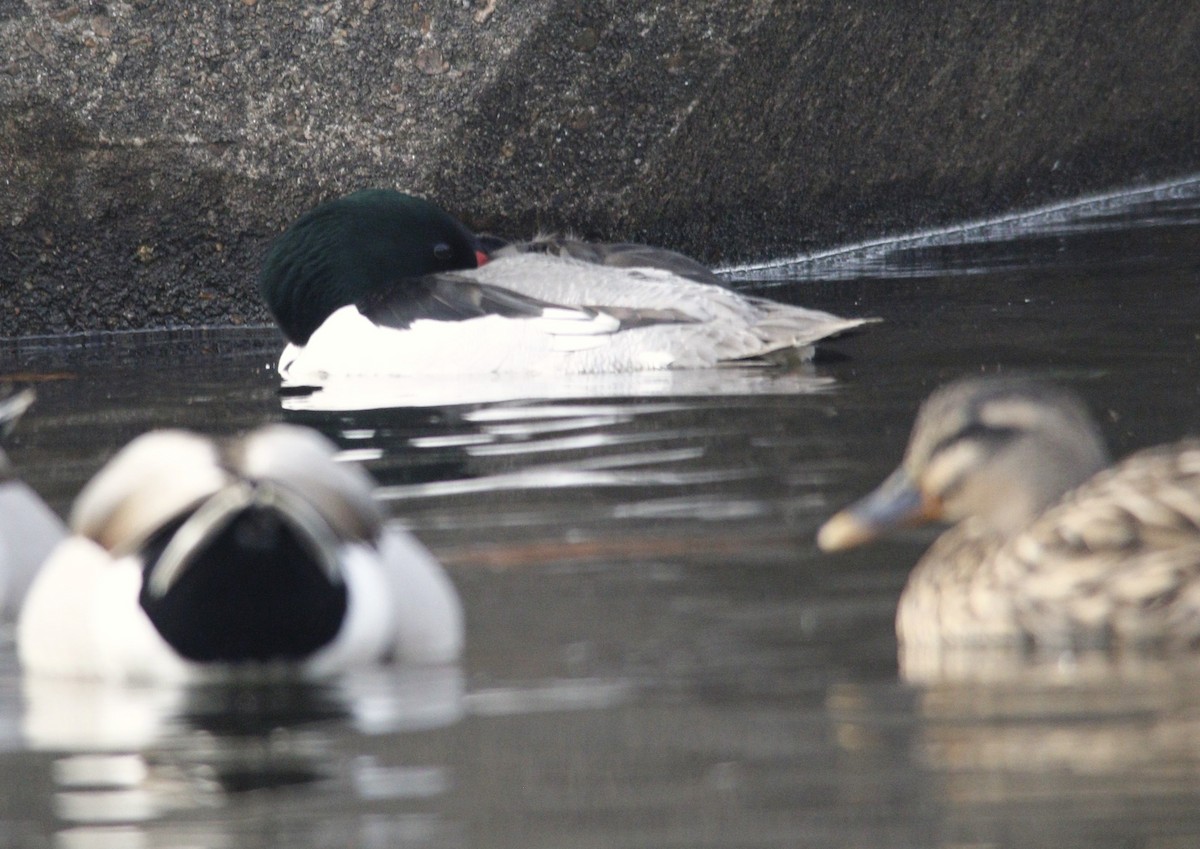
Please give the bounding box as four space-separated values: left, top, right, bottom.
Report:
259 189 484 345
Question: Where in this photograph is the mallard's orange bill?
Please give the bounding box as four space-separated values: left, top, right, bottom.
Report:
817 466 941 552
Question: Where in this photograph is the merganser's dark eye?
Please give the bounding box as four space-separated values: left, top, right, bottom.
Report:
433 242 452 262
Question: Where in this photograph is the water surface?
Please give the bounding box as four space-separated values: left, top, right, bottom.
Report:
2 177 1200 847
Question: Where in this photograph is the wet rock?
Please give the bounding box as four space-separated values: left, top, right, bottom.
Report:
0 0 1197 336
572 27 599 53
414 45 449 75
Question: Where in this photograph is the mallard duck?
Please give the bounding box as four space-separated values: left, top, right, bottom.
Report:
258 189 871 380
17 424 463 681
0 389 67 621
817 376 1200 653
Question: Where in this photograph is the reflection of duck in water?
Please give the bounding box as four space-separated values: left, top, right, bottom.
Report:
818 377 1200 669
18 424 463 682
23 667 465 844
827 668 1200 848
0 389 68 621
259 189 871 381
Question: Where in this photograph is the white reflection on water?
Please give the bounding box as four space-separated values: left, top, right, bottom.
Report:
376 463 750 502
458 429 686 458
611 495 768 521
53 754 148 788
463 678 635 716
473 413 632 436
20 667 466 753
463 402 691 421
281 367 834 411
21 679 185 752
9 666 637 846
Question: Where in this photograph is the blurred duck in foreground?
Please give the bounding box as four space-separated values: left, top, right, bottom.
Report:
259 189 873 381
17 424 463 682
0 389 67 621
818 377 1200 660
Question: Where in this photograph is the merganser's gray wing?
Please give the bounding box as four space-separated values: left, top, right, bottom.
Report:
491 236 727 287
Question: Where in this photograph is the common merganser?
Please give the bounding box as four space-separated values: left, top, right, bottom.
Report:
259 189 872 381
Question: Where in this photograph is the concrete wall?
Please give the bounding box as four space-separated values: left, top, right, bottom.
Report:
2 1 1197 336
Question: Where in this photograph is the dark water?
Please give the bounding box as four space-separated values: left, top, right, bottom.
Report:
1 177 1199 847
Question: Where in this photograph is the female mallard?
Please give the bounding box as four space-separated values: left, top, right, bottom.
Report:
17 424 463 682
817 377 1200 655
258 189 871 380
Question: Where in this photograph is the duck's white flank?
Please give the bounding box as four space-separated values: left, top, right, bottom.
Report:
306 528 465 673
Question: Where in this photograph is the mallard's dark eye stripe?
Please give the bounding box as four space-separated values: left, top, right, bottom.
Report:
925 423 1022 500
928 422 1020 462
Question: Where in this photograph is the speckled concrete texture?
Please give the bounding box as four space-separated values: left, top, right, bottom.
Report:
1 1 1197 336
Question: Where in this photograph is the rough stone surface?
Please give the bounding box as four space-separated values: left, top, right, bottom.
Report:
1 1 1197 337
